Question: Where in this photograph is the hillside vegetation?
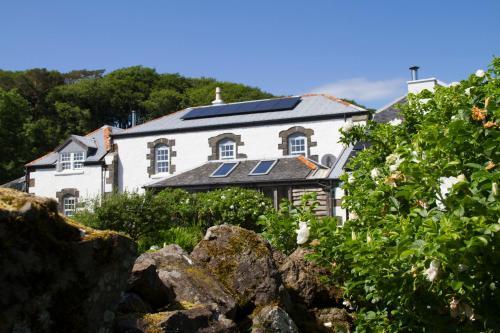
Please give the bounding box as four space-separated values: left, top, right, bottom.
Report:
0 67 274 183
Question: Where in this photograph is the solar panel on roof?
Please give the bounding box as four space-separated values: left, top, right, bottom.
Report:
181 97 301 120
210 162 239 177
249 160 277 176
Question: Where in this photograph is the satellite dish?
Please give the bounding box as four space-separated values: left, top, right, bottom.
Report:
321 154 337 167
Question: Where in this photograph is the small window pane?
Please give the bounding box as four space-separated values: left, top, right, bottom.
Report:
156 145 169 173
219 139 235 160
250 160 276 175
211 162 238 177
289 135 306 156
63 196 76 216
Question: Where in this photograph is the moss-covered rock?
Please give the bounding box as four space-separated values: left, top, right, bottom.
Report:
0 189 137 333
134 244 237 318
191 225 285 310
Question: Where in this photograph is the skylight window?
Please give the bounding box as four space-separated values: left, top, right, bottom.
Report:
210 162 239 177
249 160 277 176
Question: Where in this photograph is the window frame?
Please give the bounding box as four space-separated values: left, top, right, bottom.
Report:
59 152 86 171
288 133 307 156
63 195 76 216
155 144 170 174
218 139 236 160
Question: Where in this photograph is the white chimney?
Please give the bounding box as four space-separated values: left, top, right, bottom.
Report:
212 87 224 105
407 66 439 94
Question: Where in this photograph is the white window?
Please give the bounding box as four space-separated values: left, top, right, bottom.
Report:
63 196 76 216
60 153 72 170
288 134 307 156
218 139 235 160
59 152 85 171
73 152 84 169
155 144 169 173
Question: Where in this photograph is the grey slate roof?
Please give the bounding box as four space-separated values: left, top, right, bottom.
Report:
328 142 370 179
26 125 124 167
146 156 329 188
0 176 26 191
373 96 407 123
115 94 367 137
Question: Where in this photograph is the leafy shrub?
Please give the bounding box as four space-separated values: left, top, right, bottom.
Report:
310 59 500 332
74 191 160 241
137 225 204 253
195 187 272 230
258 193 322 255
152 188 196 227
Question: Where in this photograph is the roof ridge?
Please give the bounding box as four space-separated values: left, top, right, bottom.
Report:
302 93 366 111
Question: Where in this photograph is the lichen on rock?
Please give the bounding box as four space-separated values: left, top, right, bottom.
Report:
0 189 137 333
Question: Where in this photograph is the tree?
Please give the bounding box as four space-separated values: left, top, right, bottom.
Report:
0 89 30 183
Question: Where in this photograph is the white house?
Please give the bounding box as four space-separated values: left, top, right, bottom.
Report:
24 66 443 221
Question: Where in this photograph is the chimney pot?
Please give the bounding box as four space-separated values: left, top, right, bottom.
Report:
212 87 224 105
409 66 420 81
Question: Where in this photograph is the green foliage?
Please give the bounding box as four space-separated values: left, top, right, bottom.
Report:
137 225 204 253
258 193 322 255
0 89 30 181
74 187 272 252
311 58 500 332
0 67 274 183
75 191 160 241
195 187 273 231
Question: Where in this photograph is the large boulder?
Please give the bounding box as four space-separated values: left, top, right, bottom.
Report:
279 248 342 307
127 257 175 310
191 225 284 309
251 305 299 333
0 189 136 333
134 244 237 317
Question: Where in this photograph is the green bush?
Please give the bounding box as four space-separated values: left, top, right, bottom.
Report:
195 187 272 230
137 225 204 253
258 193 322 255
74 191 160 241
310 59 500 332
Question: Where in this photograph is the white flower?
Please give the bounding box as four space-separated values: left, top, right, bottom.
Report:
341 120 354 133
342 299 355 310
419 98 430 105
370 168 380 180
492 182 498 196
351 230 357 240
436 175 465 210
475 69 485 78
221 195 226 200
458 264 468 272
450 81 460 87
424 260 440 282
149 245 159 251
230 205 234 209
323 322 333 328
389 118 402 126
411 151 420 163
350 212 359 220
385 153 399 165
295 221 310 245
348 174 355 184
465 87 472 96
366 233 372 243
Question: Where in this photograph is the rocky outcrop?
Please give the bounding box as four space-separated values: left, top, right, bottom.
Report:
135 244 237 317
0 188 137 333
191 225 284 309
279 248 342 307
251 305 299 333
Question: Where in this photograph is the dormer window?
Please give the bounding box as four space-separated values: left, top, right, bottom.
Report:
218 139 235 160
155 144 169 173
59 152 85 171
288 133 307 156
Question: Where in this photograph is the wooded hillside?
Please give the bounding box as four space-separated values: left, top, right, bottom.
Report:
0 67 274 183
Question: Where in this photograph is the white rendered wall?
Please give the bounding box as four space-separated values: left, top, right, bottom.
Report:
29 165 104 204
115 117 350 193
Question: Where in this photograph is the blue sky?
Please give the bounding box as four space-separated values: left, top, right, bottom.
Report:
1 0 498 108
